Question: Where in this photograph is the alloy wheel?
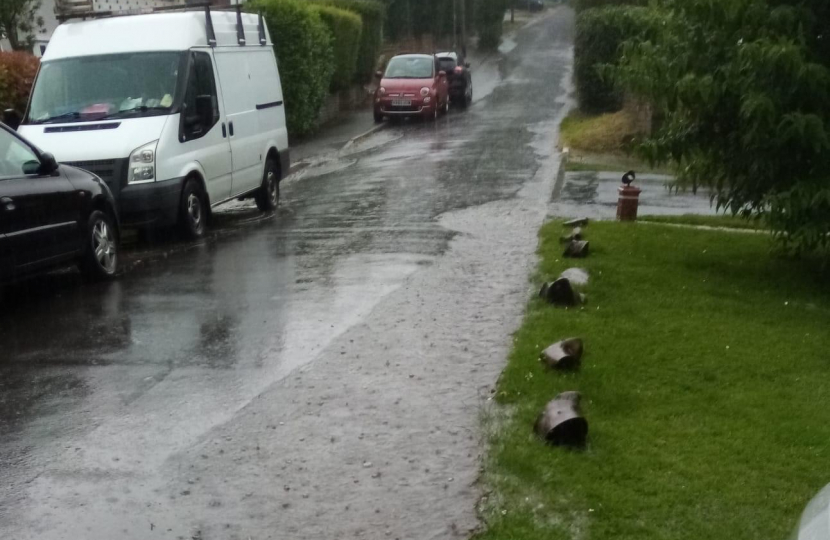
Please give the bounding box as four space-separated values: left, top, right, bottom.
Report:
92 219 117 274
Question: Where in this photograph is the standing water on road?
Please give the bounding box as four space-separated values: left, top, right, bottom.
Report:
1 8 575 540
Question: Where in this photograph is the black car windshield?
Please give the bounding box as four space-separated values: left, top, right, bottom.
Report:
25 51 185 124
384 56 434 79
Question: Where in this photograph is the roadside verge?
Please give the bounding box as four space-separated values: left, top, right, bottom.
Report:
475 219 830 540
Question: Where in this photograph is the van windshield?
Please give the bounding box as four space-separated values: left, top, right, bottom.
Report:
25 51 186 125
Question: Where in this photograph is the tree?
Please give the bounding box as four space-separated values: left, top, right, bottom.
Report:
0 0 44 52
614 0 830 255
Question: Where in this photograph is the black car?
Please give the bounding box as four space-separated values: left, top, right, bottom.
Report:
436 52 473 107
0 122 119 283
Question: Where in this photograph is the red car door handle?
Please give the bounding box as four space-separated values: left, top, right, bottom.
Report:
1 197 15 211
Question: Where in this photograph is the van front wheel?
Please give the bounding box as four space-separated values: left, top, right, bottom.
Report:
179 178 207 239
255 158 280 212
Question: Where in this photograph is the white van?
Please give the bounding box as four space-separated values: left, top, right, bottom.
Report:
18 7 289 238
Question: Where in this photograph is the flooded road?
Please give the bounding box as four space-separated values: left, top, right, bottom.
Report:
1 9 575 539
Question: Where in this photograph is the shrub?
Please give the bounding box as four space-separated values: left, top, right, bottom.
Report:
477 0 508 50
313 5 363 91
257 0 335 136
614 0 830 255
574 0 645 12
0 51 39 113
574 6 657 113
311 0 384 83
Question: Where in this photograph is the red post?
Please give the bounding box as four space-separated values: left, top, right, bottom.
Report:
616 185 642 221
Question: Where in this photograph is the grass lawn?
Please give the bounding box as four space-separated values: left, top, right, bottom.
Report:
639 214 768 231
476 221 830 540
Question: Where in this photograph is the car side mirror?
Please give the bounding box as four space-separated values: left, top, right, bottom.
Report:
38 152 59 175
375 70 383 78
3 109 22 130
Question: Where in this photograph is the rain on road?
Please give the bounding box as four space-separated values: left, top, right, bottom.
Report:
1 8 575 540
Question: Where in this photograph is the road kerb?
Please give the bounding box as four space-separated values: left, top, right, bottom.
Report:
341 121 389 153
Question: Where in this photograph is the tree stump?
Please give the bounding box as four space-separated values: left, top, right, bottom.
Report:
540 338 584 370
534 391 588 447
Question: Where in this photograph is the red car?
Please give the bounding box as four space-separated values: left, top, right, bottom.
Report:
374 54 450 123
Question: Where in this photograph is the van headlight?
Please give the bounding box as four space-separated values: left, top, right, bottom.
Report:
129 140 158 183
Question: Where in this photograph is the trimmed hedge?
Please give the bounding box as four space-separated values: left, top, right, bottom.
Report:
313 5 363 91
574 0 646 12
574 6 657 113
477 0 508 50
0 52 39 114
257 0 335 136
311 0 385 83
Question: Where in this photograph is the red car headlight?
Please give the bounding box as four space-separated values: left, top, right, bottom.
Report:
420 87 430 97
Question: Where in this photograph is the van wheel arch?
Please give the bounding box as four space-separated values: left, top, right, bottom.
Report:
180 172 211 218
266 148 282 179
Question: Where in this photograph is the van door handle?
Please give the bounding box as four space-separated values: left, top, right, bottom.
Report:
221 123 227 138
228 121 234 137
1 197 15 211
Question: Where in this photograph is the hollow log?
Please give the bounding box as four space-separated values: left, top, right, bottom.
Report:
560 227 583 244
540 338 584 370
563 218 589 228
558 267 589 287
563 240 590 258
534 391 588 447
540 277 581 306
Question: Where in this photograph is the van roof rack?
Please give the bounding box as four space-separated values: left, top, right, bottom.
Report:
54 1 268 47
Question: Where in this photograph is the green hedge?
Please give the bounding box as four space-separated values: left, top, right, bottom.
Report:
477 0 508 50
574 6 657 113
311 0 385 83
257 0 335 136
574 0 646 12
314 5 363 91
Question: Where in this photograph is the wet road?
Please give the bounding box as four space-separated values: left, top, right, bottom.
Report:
1 9 574 540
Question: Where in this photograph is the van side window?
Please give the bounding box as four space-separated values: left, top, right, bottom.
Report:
181 52 220 142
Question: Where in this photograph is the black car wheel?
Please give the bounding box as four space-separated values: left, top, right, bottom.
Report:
255 158 280 212
179 178 207 239
79 210 118 281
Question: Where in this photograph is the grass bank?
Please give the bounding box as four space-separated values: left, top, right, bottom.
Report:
560 109 672 174
476 220 830 540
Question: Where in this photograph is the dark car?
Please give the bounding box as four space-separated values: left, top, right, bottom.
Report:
0 122 119 283
529 0 545 12
436 52 473 107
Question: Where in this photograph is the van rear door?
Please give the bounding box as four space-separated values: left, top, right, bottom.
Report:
213 50 263 197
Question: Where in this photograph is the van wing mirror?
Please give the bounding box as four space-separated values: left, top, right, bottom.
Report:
3 109 22 130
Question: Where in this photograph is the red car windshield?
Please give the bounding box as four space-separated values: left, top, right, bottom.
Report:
384 57 434 79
